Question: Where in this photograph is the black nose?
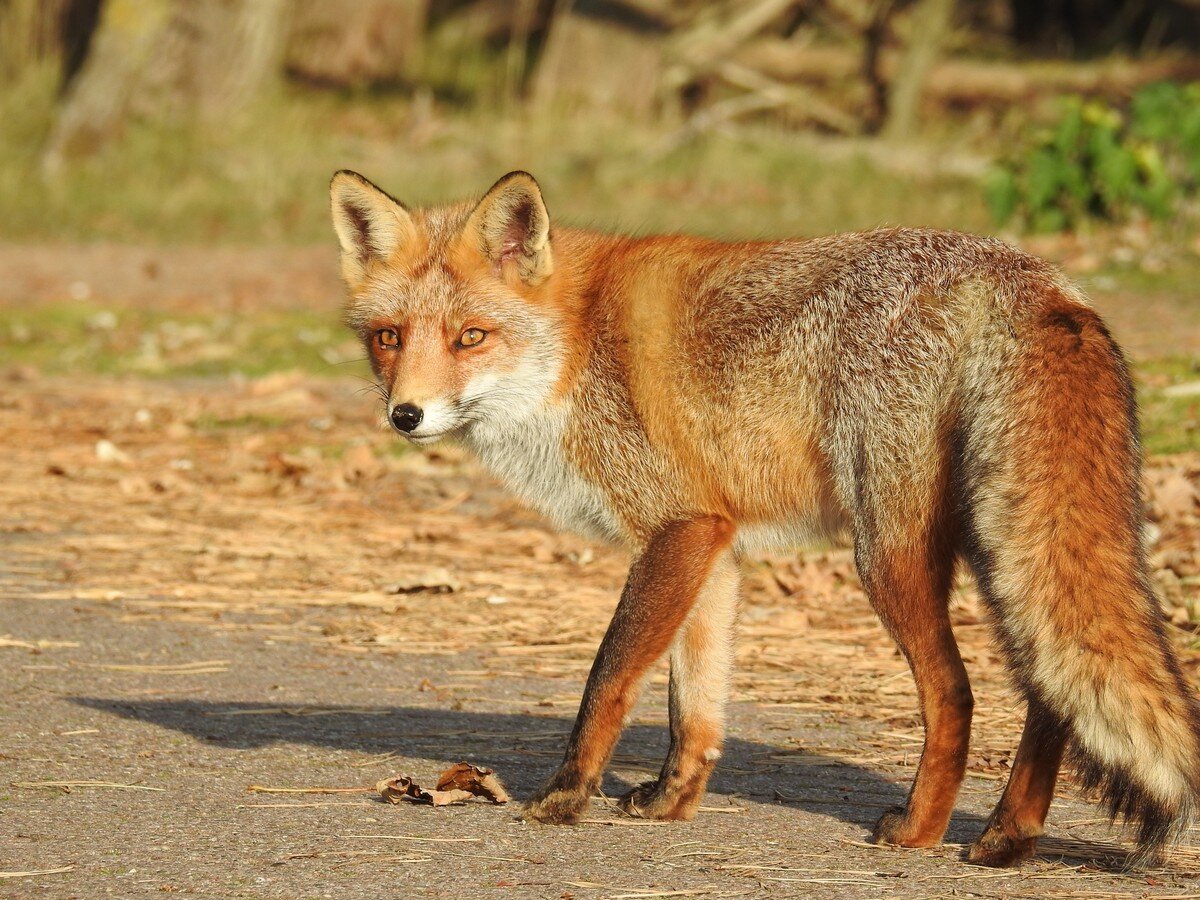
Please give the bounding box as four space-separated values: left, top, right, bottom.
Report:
390 403 423 433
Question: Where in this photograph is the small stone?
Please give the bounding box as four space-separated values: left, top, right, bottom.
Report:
95 439 130 464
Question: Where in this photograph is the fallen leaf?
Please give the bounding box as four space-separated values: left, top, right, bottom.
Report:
386 567 462 594
376 774 473 806
5 364 39 382
341 443 381 481
436 762 510 804
265 453 309 481
375 763 510 807
1152 470 1198 520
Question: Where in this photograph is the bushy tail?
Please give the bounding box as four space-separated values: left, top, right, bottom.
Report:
957 289 1200 859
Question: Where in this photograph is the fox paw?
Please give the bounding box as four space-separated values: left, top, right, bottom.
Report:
967 826 1038 868
871 806 940 849
617 779 699 821
614 782 691 825
522 785 589 825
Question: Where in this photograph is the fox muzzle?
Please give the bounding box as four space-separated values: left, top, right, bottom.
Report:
389 403 423 433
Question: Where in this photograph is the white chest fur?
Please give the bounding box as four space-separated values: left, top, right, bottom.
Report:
463 405 624 543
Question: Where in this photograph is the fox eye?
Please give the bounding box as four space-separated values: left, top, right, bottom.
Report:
376 329 400 349
458 328 487 348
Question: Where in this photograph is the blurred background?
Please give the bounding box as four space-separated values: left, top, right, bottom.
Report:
5 0 1200 239
1 0 1198 453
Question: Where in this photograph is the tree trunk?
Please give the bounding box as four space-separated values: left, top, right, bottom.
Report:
502 0 540 107
40 0 173 173
0 0 101 85
40 0 290 173
137 0 290 121
861 0 894 134
882 0 955 140
533 0 668 116
285 0 429 89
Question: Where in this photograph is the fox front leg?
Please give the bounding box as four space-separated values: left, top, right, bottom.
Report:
618 550 739 820
522 516 735 825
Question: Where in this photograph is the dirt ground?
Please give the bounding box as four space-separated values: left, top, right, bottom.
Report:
1 240 1199 359
1 243 1199 898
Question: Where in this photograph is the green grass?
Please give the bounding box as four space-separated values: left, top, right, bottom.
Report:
1137 356 1200 455
3 300 1195 455
191 412 290 432
1091 260 1200 297
0 67 993 245
1 62 1196 455
0 303 367 380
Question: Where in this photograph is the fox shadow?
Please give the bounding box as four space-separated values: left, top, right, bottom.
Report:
72 696 997 845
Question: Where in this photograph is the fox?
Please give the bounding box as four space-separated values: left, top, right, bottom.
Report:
329 168 1200 867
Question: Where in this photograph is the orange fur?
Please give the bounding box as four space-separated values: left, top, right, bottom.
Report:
523 516 734 824
330 170 1200 867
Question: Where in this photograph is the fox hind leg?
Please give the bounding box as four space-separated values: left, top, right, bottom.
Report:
619 551 739 820
968 699 1066 866
859 517 973 848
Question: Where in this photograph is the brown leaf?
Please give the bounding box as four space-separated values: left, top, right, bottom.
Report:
422 787 475 806
435 762 510 804
265 453 309 481
375 774 473 807
375 763 510 807
386 567 462 594
340 443 381 481
1149 469 1198 521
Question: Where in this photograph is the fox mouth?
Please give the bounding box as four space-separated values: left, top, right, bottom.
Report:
402 421 468 446
385 399 474 445
404 429 452 446
388 397 481 445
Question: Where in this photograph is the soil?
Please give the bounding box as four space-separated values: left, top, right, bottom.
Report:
1 240 1198 360
1 242 1199 898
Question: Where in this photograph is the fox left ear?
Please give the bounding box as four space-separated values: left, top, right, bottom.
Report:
463 171 552 285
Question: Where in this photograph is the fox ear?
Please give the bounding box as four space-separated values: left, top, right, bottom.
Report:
330 170 417 287
463 171 552 285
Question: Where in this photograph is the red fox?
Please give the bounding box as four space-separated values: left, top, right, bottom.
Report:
330 169 1200 867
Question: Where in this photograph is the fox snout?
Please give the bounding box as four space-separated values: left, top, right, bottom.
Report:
389 403 423 433
386 397 461 443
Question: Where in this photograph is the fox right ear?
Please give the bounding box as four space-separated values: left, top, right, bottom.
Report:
329 170 417 287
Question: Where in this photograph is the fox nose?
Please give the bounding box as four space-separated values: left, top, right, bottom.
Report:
390 403 423 433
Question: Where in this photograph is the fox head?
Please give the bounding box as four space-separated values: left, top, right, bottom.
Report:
330 170 566 445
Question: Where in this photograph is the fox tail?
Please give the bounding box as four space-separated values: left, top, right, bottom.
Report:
958 284 1200 860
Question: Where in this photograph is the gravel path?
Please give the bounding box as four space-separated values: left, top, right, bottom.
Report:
3 584 1197 897
2 373 1198 898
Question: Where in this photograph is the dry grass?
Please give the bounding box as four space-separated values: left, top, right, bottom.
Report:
2 369 1199 894
3 370 1197 766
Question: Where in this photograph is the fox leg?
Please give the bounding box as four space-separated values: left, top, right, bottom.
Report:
618 550 739 820
863 538 973 848
523 516 735 825
968 700 1066 866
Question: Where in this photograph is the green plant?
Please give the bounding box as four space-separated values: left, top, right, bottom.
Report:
984 83 1200 232
1130 81 1200 181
